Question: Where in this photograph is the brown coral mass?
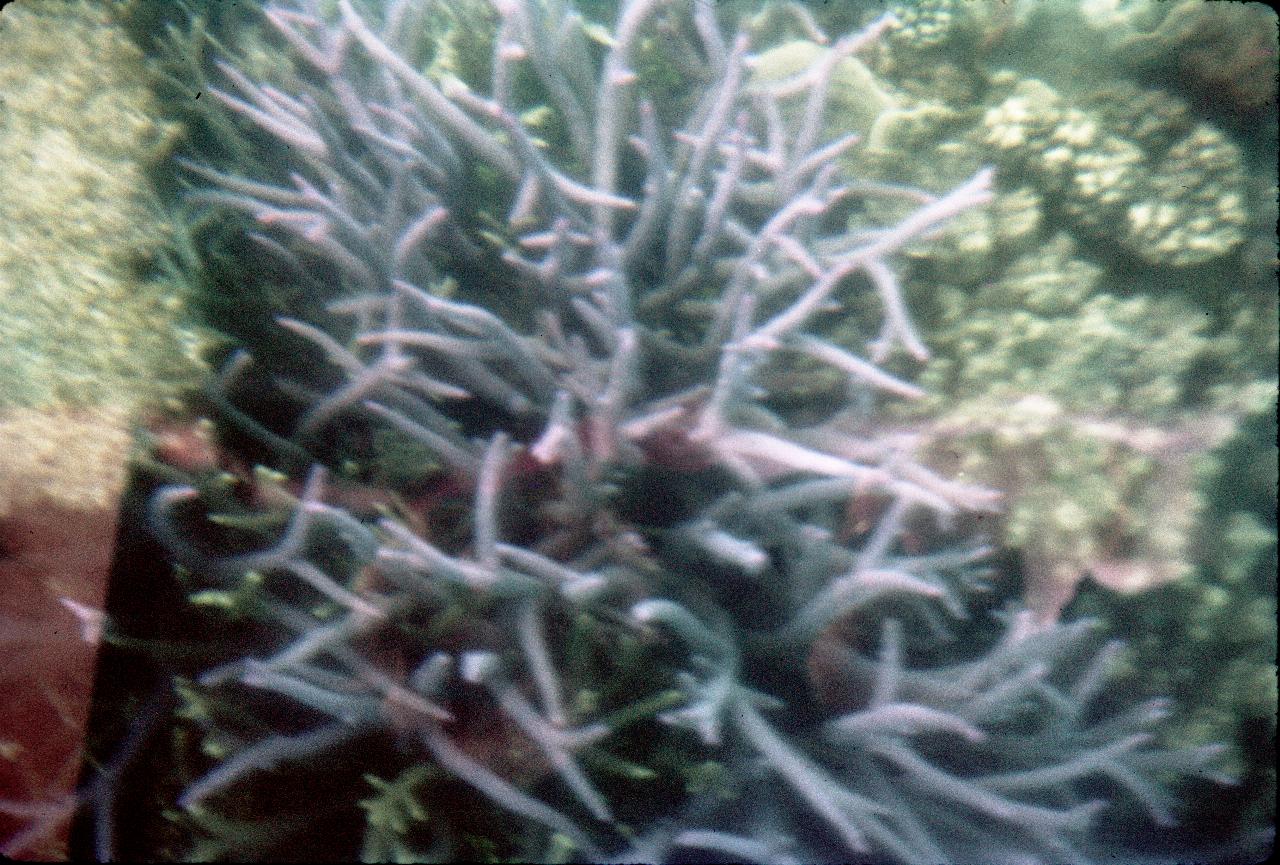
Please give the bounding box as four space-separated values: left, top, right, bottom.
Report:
1174 6 1278 118
1 407 132 859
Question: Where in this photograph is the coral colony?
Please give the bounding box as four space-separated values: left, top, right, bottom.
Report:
145 0 1228 861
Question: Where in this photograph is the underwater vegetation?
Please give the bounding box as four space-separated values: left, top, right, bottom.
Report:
1 0 1273 862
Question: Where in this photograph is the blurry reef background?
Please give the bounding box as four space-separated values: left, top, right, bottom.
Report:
0 0 1273 860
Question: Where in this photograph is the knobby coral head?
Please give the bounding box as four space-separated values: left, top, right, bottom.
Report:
143 0 1229 861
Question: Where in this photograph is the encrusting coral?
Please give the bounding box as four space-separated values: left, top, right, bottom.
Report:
47 0 1255 861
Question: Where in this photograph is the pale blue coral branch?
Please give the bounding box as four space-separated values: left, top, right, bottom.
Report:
461 651 613 822
145 0 1234 859
419 719 601 859
180 722 361 810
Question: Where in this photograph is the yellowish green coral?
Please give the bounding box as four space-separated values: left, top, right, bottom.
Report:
774 6 1273 631
982 77 1247 266
861 0 1004 106
896 232 1273 620
0 0 206 516
756 29 1269 626
0 0 203 414
749 39 896 141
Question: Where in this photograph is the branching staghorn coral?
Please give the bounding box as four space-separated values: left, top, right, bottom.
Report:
144 0 1229 860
